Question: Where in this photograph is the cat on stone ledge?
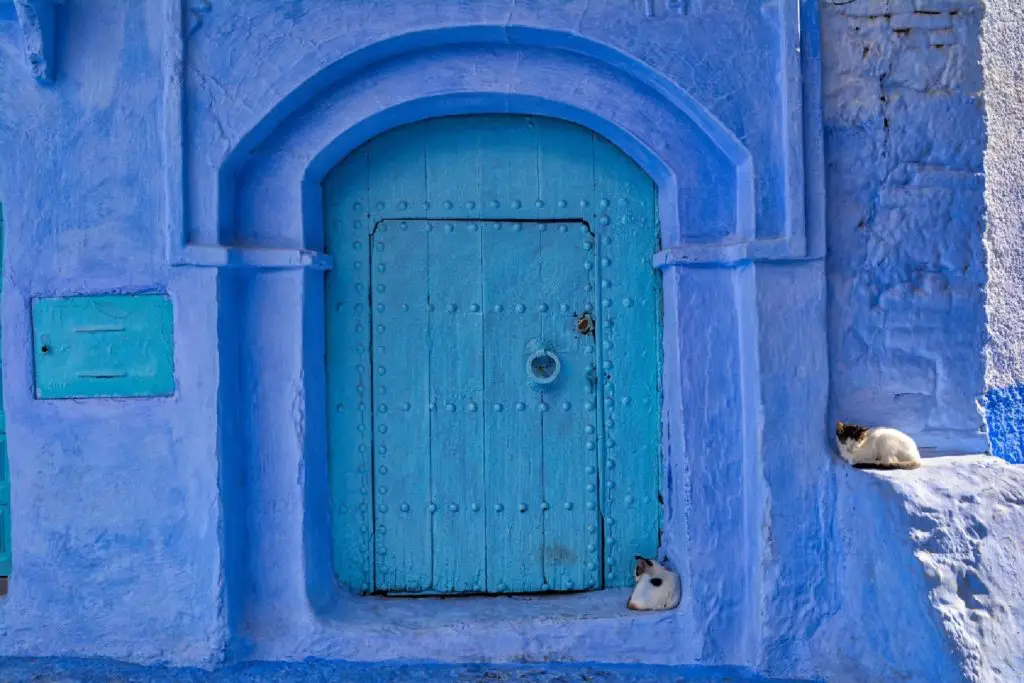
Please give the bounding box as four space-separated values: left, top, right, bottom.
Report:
627 555 681 611
835 421 922 470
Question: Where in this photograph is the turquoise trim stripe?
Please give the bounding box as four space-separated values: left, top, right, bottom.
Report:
0 203 9 577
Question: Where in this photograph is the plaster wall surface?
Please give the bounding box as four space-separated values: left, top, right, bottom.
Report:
821 0 988 455
0 1 1012 681
980 0 1024 463
179 0 820 672
0 0 820 668
0 2 226 666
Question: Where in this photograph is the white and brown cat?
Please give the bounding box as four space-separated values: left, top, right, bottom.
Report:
835 421 922 470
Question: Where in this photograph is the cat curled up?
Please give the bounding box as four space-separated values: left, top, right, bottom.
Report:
835 421 922 470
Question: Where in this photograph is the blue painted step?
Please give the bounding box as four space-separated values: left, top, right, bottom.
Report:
0 658 820 682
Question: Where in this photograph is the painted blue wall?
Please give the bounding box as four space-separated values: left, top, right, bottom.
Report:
982 387 1024 463
821 0 989 456
0 0 1009 681
0 1 226 665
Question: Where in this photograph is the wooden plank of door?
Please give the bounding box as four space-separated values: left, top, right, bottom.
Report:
535 125 602 589
593 136 663 587
536 221 601 592
364 124 434 592
422 123 489 593
371 221 433 592
323 151 374 592
427 220 486 593
482 222 546 593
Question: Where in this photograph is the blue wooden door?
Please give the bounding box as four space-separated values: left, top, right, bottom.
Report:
325 115 661 595
369 220 599 593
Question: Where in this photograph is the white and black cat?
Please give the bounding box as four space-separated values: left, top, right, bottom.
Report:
627 555 681 611
835 421 922 470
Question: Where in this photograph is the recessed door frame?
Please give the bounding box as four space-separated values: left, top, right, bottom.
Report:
211 23 809 661
323 115 664 596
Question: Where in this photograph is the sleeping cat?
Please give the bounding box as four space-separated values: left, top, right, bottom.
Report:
835 421 922 470
627 555 681 611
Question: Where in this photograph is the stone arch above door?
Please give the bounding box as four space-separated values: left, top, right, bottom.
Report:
172 27 809 267
204 15 824 665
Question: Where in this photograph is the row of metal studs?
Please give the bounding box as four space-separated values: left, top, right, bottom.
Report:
353 198 630 212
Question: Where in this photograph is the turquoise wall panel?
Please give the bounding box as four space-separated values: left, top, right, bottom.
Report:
0 205 8 578
0 438 9 578
32 294 175 399
324 115 661 595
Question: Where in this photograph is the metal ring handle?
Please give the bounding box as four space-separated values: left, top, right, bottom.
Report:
526 349 561 385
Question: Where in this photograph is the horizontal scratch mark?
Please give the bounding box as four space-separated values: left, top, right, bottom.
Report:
73 325 127 334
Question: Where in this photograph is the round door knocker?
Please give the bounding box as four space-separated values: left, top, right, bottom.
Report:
526 349 561 385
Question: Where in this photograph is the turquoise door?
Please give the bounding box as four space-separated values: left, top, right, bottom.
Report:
325 115 662 595
0 205 9 581
370 220 599 593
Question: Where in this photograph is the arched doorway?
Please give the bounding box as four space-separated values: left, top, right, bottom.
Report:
323 115 662 595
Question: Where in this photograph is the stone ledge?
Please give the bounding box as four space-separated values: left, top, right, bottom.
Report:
809 455 1024 683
